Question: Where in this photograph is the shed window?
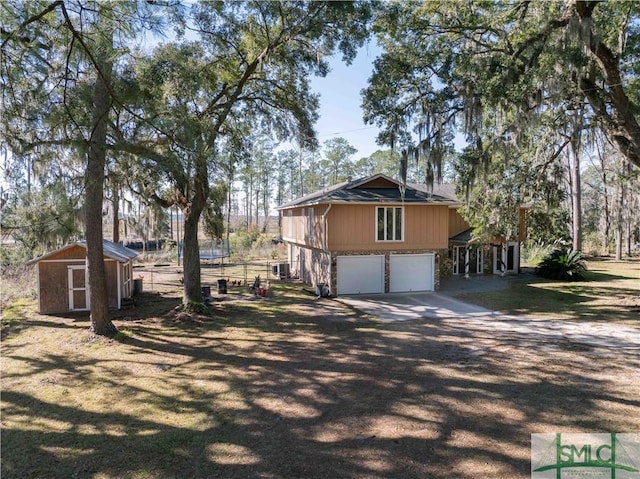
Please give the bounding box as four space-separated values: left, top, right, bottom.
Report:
377 207 403 241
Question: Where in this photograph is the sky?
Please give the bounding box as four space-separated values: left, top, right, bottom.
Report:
309 44 382 160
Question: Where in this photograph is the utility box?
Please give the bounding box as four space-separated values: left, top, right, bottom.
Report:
315 283 330 298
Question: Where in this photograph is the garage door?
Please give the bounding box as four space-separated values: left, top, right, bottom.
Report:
337 255 384 295
389 253 434 293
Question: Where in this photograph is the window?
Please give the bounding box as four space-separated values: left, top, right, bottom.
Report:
377 207 403 241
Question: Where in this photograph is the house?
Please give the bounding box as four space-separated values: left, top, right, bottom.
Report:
27 240 138 313
278 174 527 296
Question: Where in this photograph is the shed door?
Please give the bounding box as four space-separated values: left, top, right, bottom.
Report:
337 255 384 295
389 253 434 292
68 265 89 311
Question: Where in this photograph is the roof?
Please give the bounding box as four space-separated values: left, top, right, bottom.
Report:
277 174 460 209
449 228 475 244
409 182 459 201
27 239 138 265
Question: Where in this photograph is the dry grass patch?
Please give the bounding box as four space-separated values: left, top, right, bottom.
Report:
2 269 639 479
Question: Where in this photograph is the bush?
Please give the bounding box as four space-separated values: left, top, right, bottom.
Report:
521 242 555 266
535 248 587 281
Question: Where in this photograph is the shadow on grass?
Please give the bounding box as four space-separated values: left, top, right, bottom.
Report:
452 273 639 323
583 270 632 282
2 282 639 479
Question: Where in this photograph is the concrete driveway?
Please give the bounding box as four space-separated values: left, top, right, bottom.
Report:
337 291 493 322
337 290 640 356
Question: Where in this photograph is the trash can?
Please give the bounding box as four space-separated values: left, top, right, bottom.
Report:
201 286 211 298
217 279 227 294
133 278 143 295
315 283 325 297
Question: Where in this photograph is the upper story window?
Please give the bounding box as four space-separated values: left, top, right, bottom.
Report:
377 206 403 241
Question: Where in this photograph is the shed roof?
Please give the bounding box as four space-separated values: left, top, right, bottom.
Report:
27 239 138 265
278 174 460 209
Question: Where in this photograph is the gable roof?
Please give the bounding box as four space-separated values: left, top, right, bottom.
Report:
27 239 138 265
278 174 460 209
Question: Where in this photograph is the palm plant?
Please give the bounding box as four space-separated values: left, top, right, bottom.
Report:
535 249 587 281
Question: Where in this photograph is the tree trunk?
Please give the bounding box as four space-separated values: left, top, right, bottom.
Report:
615 177 625 260
262 180 269 234
112 185 120 244
624 161 632 257
598 143 610 254
86 34 116 337
569 134 582 251
255 187 259 229
226 176 232 248
182 205 203 304
180 154 208 305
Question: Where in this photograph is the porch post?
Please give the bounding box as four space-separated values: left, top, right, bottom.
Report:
464 245 470 279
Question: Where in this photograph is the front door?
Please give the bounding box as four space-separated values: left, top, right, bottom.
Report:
68 265 89 311
492 242 519 275
454 246 483 275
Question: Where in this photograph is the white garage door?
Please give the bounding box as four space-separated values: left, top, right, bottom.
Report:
337 255 384 295
389 253 434 293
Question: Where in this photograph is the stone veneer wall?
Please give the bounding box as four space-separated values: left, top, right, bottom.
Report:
435 248 450 287
330 249 443 295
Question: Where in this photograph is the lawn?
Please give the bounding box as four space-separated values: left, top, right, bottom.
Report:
1 260 639 479
449 259 640 325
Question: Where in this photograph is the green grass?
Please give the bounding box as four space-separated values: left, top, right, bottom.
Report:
451 259 639 324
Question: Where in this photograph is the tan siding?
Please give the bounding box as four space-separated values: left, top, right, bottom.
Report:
38 261 79 313
105 260 119 309
282 207 306 244
282 206 326 249
327 204 449 251
449 209 470 237
404 204 449 248
308 207 324 249
327 204 373 250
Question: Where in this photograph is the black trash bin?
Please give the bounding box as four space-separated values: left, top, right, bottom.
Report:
217 279 227 294
201 286 211 298
133 278 143 295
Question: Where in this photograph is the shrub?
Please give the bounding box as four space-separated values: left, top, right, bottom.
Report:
521 242 554 266
535 248 587 281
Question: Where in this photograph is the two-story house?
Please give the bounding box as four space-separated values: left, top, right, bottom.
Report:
278 174 526 296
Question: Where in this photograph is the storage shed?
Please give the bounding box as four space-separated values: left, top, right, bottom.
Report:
27 240 138 314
